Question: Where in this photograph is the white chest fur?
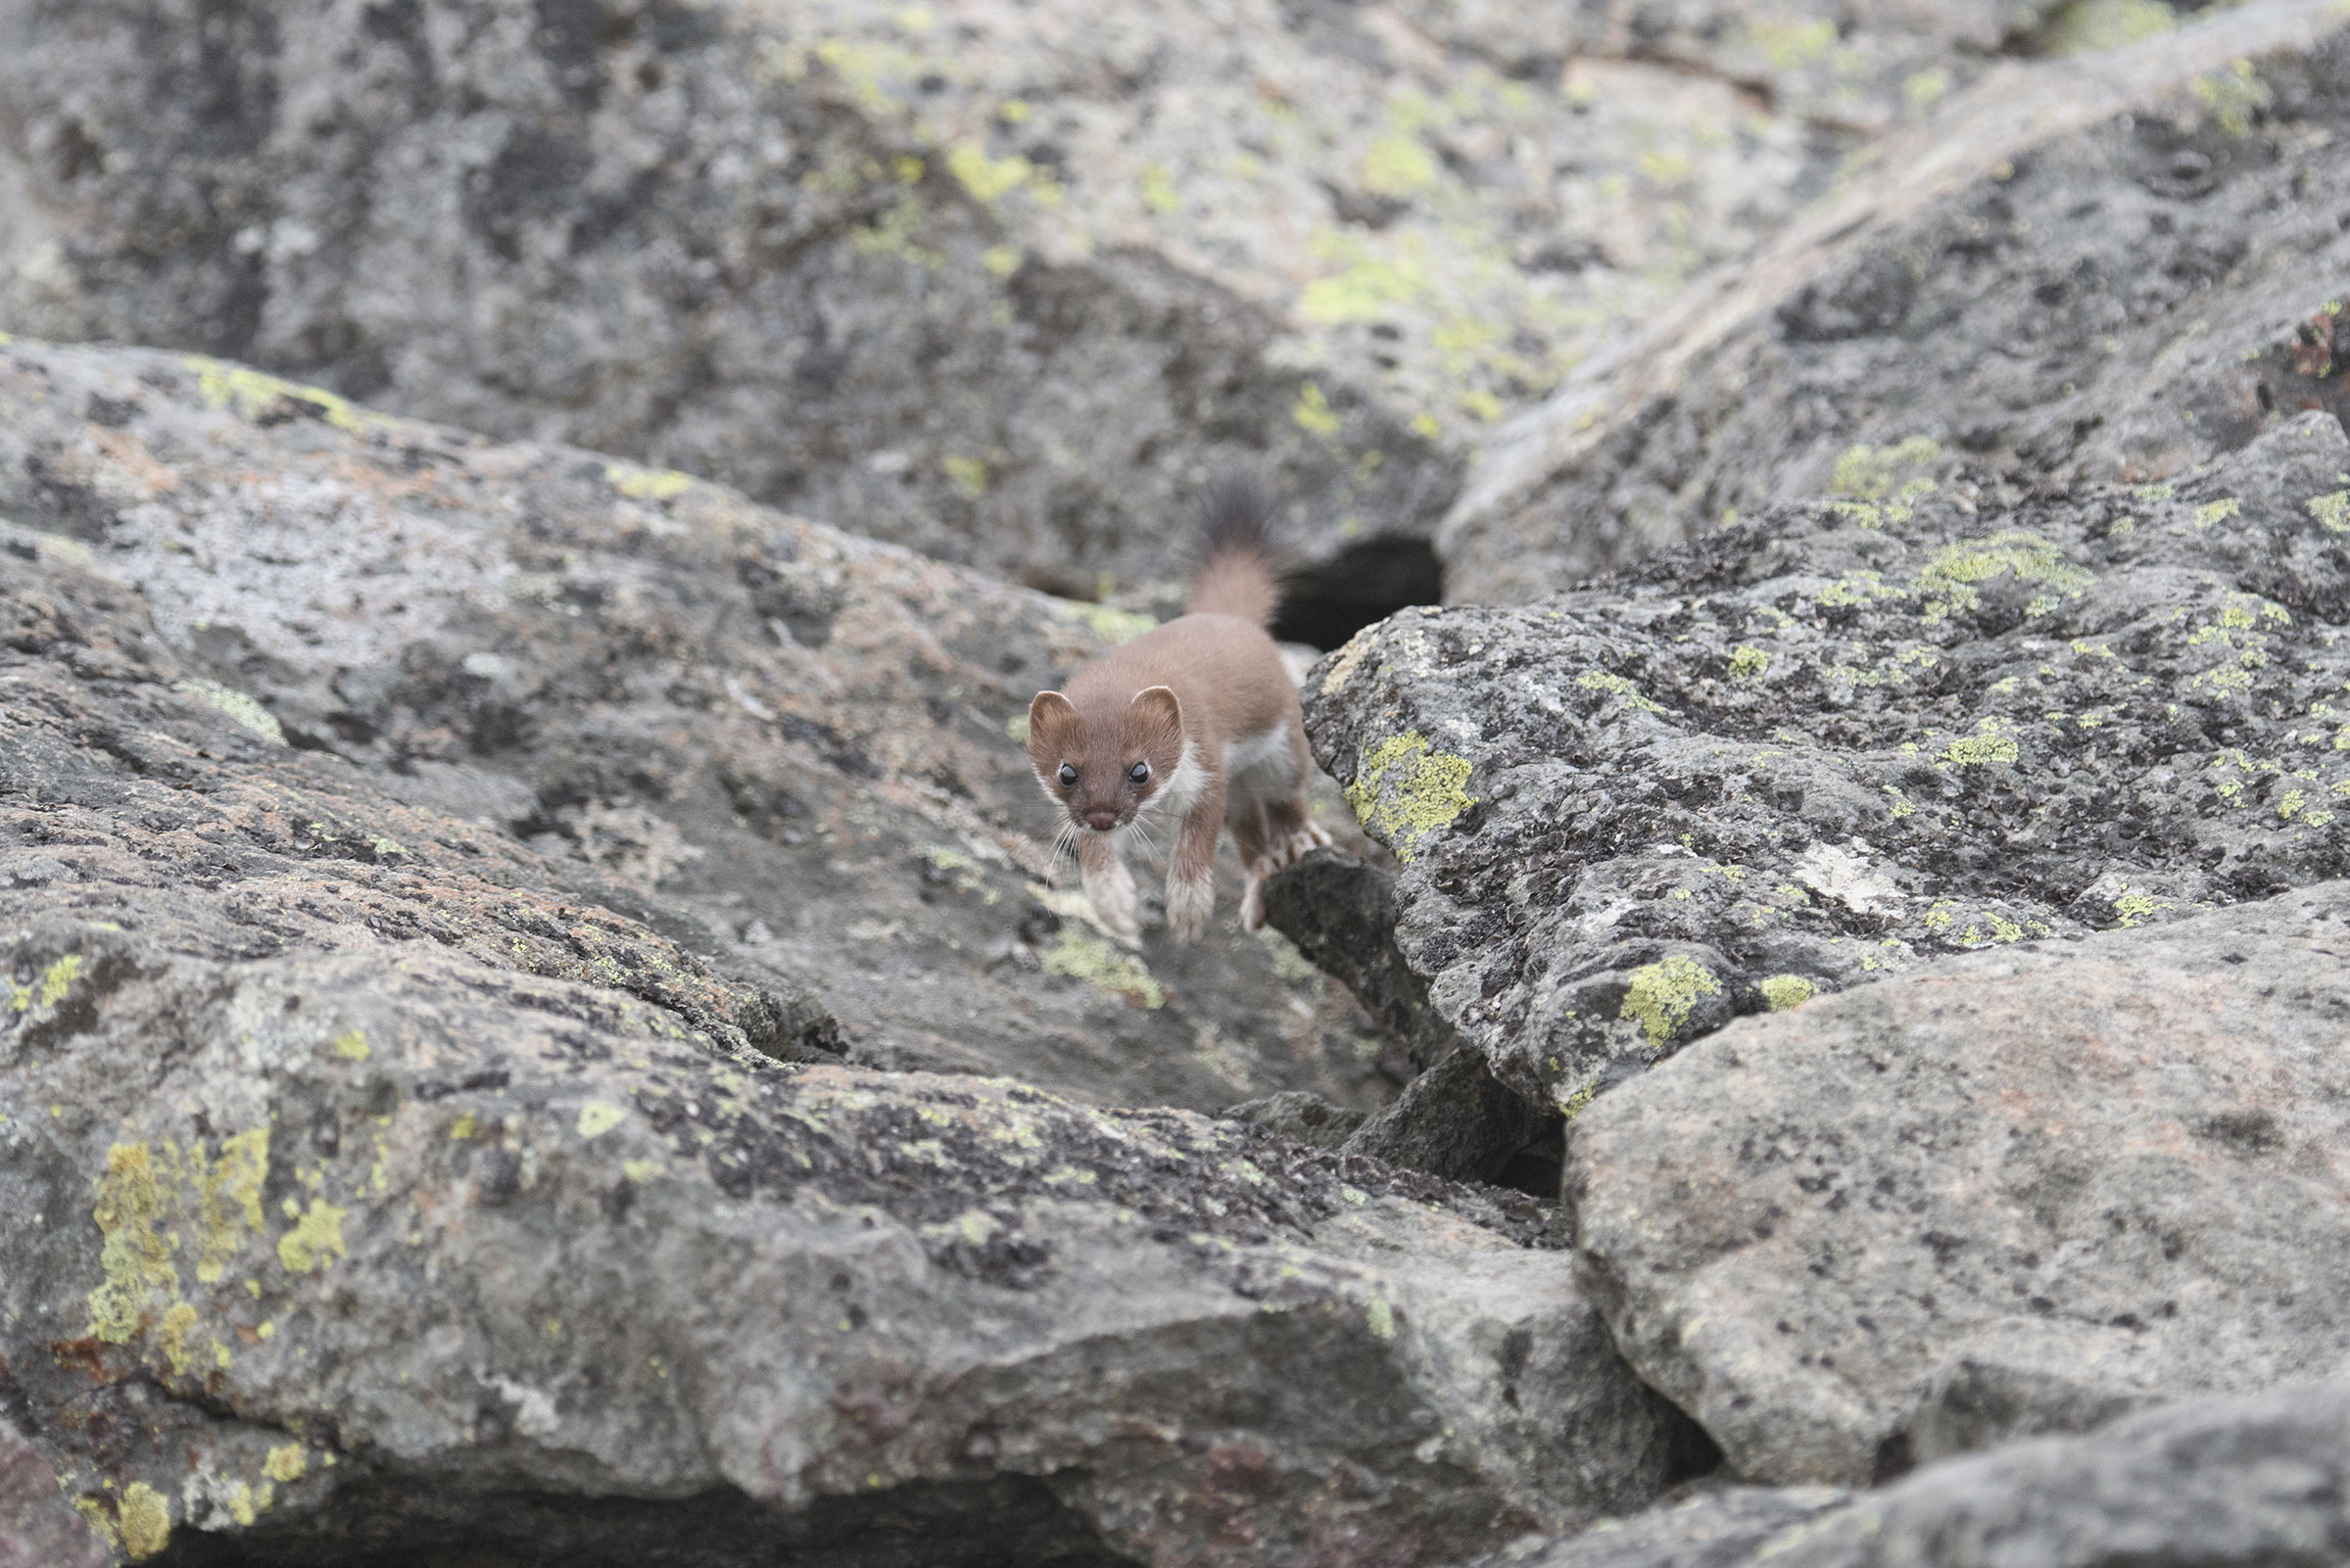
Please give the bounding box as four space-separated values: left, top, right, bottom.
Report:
1222 724 1296 803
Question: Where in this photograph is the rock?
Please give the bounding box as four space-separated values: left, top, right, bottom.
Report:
1262 847 1458 1072
0 502 1701 1562
1468 1376 2350 1567
1218 1091 1367 1151
1442 0 2350 603
1341 1046 1551 1191
1566 881 2350 1486
0 0 2195 604
1307 411 2350 1116
0 333 1393 1117
0 1418 110 1568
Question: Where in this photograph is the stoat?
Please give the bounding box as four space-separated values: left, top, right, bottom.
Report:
1026 476 1331 942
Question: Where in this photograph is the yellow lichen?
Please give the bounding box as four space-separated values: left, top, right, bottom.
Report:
119 1482 170 1560
195 1128 269 1285
1758 974 1815 1011
332 1029 369 1062
186 356 370 437
1059 599 1157 646
1829 437 1941 500
577 1102 627 1139
262 1444 308 1484
1575 671 1665 713
1728 645 1769 680
1916 532 2091 617
1344 732 1476 863
171 680 285 744
1361 134 1438 196
1943 719 2020 767
2194 498 2243 529
943 454 988 499
603 462 695 502
1039 930 1166 1008
1365 1297 1398 1339
1618 956 1721 1048
86 1143 176 1344
1292 381 1343 437
276 1198 349 1274
945 142 1032 203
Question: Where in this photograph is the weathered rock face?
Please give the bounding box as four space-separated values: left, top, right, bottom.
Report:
1566 882 2350 1487
1442 0 2350 603
1308 412 2350 1114
0 333 1395 1117
1 1418 110 1568
1471 1376 2350 1568
0 504 1697 1564
0 0 2202 601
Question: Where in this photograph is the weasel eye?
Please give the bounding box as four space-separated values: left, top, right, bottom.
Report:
1057 763 1079 787
1128 761 1150 784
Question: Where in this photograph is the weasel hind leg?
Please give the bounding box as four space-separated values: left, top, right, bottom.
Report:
1234 792 1324 932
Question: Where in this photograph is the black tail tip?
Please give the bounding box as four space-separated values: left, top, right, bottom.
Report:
1194 471 1283 555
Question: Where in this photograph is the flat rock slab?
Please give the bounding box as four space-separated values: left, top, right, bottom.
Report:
1567 882 2350 1486
1308 412 2350 1115
1443 0 2350 603
1472 1376 2350 1567
0 334 1391 1116
0 506 1692 1563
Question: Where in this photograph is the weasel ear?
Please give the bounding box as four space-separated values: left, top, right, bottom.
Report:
1028 691 1078 753
1129 686 1183 736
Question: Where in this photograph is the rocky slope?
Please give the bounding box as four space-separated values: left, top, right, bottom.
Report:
1444 0 2350 601
0 333 1391 1117
0 0 2224 607
0 490 1697 1565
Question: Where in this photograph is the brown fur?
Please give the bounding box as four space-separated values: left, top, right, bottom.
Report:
1026 530 1327 942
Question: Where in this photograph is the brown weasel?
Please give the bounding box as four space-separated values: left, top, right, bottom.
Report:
1025 476 1330 942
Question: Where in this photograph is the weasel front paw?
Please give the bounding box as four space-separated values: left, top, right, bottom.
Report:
1166 870 1214 941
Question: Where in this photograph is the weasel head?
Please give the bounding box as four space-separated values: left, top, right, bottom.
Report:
1028 687 1185 834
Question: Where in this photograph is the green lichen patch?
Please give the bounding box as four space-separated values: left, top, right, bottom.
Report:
171 680 285 744
1758 974 1817 1011
1344 731 1476 863
1039 930 1166 1008
1619 957 1722 1048
1058 599 1158 646
275 1198 349 1274
1829 436 1942 500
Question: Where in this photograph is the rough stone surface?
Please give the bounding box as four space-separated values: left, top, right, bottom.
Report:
1567 882 2350 1487
0 504 1694 1565
1443 0 2350 603
1470 1377 2350 1567
0 1417 110 1568
1264 847 1458 1074
0 0 2212 597
1341 1047 1548 1191
0 333 1393 1117
1309 412 2350 1114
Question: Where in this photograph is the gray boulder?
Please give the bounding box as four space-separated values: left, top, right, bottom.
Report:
0 333 1392 1117
1 1419 109 1568
0 505 1699 1564
1569 881 2350 1486
1307 410 2350 1115
0 0 2202 601
1471 1376 2350 1567
1443 0 2350 603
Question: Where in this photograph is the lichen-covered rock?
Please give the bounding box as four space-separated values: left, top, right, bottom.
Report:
1309 413 2350 1113
1470 1376 2350 1567
0 0 2204 598
1443 0 2350 603
0 489 1696 1565
1566 882 2350 1486
0 333 1391 1116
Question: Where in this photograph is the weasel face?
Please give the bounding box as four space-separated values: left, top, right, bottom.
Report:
1028 687 1186 833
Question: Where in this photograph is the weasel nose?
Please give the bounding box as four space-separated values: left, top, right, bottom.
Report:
1084 809 1117 832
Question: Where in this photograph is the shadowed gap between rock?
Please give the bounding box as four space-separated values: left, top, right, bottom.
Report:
142 1472 1139 1568
1271 537 1443 651
1256 849 1563 1198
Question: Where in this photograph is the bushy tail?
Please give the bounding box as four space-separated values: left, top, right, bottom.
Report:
1184 472 1285 628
